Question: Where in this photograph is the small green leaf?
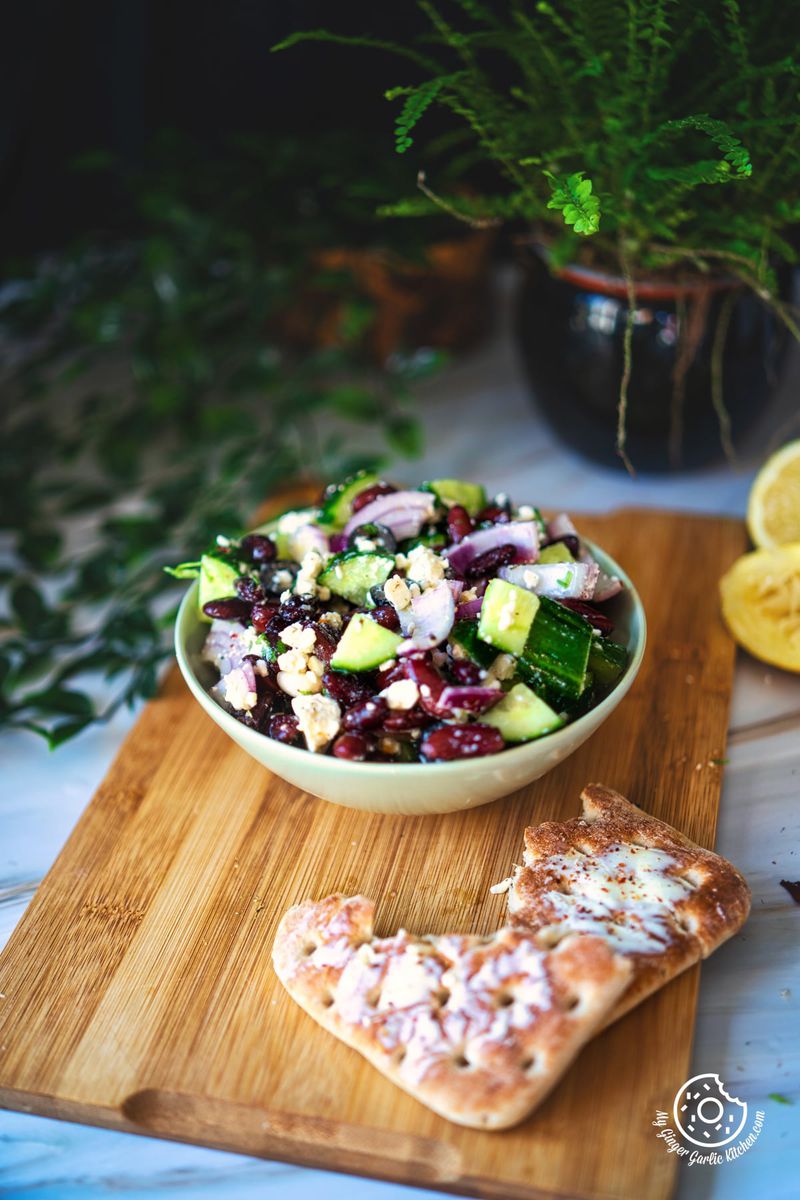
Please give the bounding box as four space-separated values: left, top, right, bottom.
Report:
544 171 600 236
11 581 49 631
768 1093 793 1105
163 561 201 579
386 415 423 458
22 687 95 718
47 718 93 748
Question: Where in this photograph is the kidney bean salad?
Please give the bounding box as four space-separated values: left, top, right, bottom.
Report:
173 474 630 763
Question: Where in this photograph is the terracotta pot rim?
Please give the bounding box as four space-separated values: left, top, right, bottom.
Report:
554 261 741 301
524 245 742 301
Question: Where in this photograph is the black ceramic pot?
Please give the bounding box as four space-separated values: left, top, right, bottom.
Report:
515 253 787 472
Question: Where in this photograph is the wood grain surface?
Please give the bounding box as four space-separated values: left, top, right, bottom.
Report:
0 508 746 1200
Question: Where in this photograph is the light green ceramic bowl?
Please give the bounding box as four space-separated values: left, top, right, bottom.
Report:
175 539 645 816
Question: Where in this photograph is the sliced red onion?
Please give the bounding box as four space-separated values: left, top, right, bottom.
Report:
216 663 258 711
499 561 599 600
446 521 539 575
438 685 503 715
593 571 623 601
396 582 455 655
329 532 348 553
547 512 578 542
455 597 484 620
288 523 329 561
447 579 464 602
579 548 623 601
202 619 252 675
342 490 435 541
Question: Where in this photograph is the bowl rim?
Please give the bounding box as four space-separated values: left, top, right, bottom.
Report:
174 535 647 774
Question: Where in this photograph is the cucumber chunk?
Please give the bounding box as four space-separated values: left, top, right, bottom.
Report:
318 550 394 606
539 541 576 564
478 578 540 656
588 636 628 688
330 613 402 671
319 471 380 530
198 553 240 621
483 682 565 742
427 478 486 516
450 619 498 670
520 595 591 700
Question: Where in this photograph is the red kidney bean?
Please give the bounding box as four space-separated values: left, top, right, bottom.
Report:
333 732 371 761
351 482 397 514
383 707 434 731
476 504 510 525
268 713 301 745
343 697 389 732
251 601 279 632
235 575 264 602
375 659 405 689
202 597 252 623
401 656 448 717
446 504 473 544
464 544 516 581
239 533 276 564
322 669 375 707
369 603 400 632
557 599 614 635
449 659 483 686
420 723 505 762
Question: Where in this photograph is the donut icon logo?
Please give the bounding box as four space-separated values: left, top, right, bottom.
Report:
673 1074 748 1148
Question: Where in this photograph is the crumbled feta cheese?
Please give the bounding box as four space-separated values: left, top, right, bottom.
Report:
461 587 478 603
291 693 341 752
378 736 401 756
497 597 517 631
307 655 325 678
293 548 327 598
408 582 422 599
394 552 409 572
354 536 377 553
384 574 412 610
281 622 317 653
486 653 516 682
278 509 315 535
277 647 308 675
279 588 293 603
522 568 539 589
319 610 343 632
277 669 322 697
275 570 293 590
406 544 446 589
380 679 420 711
223 668 257 711
450 642 468 661
216 534 231 547
516 504 534 520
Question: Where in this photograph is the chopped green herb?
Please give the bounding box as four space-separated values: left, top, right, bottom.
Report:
768 1092 793 1105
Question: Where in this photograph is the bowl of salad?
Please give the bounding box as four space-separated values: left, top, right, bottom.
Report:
174 474 645 814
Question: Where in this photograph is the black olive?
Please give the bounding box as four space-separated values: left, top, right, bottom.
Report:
346 522 397 554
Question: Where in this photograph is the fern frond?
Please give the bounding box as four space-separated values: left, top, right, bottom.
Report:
386 76 459 153
655 115 752 177
271 29 440 74
544 171 600 235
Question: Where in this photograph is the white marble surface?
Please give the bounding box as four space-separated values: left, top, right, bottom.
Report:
2 274 799 1200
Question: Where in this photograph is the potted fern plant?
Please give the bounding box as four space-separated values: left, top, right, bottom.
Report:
276 2 800 471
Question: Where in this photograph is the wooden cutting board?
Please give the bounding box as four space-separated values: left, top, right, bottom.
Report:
0 508 746 1200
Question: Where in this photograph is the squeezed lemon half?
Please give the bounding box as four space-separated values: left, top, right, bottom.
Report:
720 543 800 672
747 439 800 549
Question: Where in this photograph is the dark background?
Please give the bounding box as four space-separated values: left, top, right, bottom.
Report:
0 1 429 266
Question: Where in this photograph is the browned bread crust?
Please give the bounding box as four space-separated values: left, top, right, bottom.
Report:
501 783 751 1023
273 893 631 1129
